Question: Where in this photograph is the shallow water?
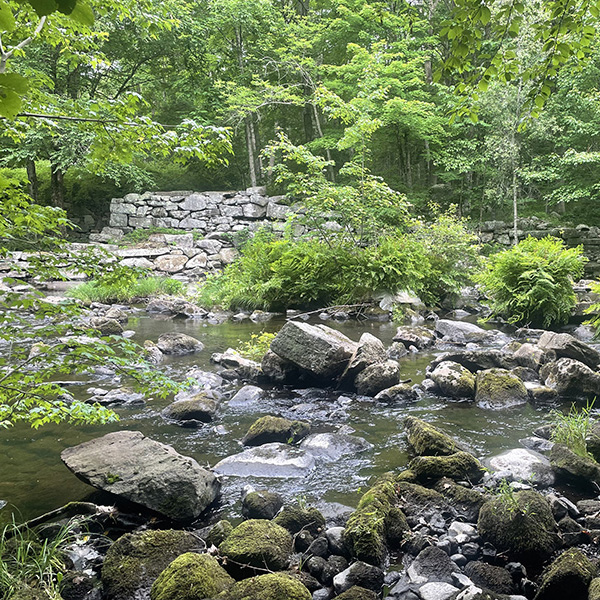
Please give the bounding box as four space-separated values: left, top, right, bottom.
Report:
0 313 573 525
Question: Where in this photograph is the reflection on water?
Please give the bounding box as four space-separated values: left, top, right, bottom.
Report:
0 314 557 524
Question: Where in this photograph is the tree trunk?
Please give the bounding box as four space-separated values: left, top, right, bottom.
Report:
26 159 38 202
50 164 65 209
311 102 335 181
245 118 258 187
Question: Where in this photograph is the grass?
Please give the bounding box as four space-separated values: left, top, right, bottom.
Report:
551 401 595 459
68 276 185 303
0 516 83 599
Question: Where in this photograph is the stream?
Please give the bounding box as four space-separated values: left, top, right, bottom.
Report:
0 312 571 525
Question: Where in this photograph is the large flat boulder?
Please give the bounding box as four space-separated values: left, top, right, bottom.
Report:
61 431 220 521
269 321 357 380
434 319 496 344
541 357 600 398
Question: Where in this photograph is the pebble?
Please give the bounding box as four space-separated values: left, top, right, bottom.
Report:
451 554 467 567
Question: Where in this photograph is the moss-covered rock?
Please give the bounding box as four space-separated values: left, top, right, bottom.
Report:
216 573 311 600
464 562 515 595
242 490 284 519
162 394 218 425
534 549 595 600
477 490 558 564
343 476 408 565
429 360 476 399
218 519 292 572
550 443 600 489
433 477 487 522
102 529 203 600
150 553 234 600
409 451 484 482
273 505 325 536
205 520 233 547
242 416 310 446
475 368 529 409
404 416 461 456
335 585 378 600
589 577 600 600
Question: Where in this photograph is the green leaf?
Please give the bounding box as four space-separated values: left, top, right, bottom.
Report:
0 0 15 31
26 0 58 16
69 0 93 25
0 73 28 119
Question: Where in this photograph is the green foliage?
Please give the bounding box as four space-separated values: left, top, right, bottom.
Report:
476 236 587 327
0 515 83 599
584 282 600 336
197 229 428 311
118 227 202 246
68 276 184 304
410 208 483 305
236 331 276 361
551 402 595 459
493 479 521 516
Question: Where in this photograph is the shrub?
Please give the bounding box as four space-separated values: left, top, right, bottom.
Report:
236 332 277 361
476 236 587 327
69 276 184 303
196 230 427 311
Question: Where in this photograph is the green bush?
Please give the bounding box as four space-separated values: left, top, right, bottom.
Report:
476 236 587 327
196 229 428 311
69 276 184 304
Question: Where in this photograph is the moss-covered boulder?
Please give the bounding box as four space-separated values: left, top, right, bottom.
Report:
335 585 378 600
477 490 558 564
409 451 484 482
589 577 600 600
218 519 292 572
242 416 310 446
273 505 325 536
102 529 203 600
354 360 400 396
216 573 311 600
404 416 461 456
344 476 408 565
550 443 600 489
534 549 595 600
475 368 529 409
204 520 233 547
162 394 218 425
242 490 284 519
429 360 476 399
433 477 487 522
464 562 515 595
150 553 234 600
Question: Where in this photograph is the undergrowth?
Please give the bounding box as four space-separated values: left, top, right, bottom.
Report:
0 516 84 599
236 332 277 361
69 276 184 303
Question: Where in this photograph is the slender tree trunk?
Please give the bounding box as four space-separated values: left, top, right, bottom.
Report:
311 102 335 181
26 159 38 202
245 118 258 187
50 164 65 209
512 165 518 246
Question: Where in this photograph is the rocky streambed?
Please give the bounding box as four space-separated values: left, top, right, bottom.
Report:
4 297 600 600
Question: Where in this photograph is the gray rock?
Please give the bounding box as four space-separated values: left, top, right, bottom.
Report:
418 582 459 600
300 433 373 460
429 350 516 373
485 448 555 487
538 331 600 369
393 326 436 350
154 254 189 273
162 394 218 426
475 368 529 409
430 361 475 399
270 321 357 380
541 358 600 398
333 561 384 593
374 383 418 403
354 360 400 396
213 442 316 478
90 317 123 336
435 319 496 344
261 349 299 383
407 547 458 585
61 431 220 521
340 332 387 383
513 343 548 371
156 332 204 355
229 385 264 407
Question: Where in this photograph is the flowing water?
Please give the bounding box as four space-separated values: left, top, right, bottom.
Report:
0 313 563 525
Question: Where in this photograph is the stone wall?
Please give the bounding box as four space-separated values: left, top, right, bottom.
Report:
478 216 600 277
101 187 293 239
